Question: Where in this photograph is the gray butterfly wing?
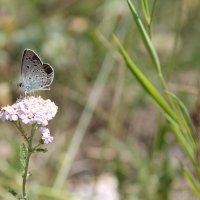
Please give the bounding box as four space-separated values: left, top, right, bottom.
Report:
41 63 54 87
21 49 54 92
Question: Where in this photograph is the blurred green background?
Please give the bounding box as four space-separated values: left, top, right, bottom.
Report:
0 0 200 199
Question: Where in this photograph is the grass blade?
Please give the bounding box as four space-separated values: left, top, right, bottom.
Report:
127 0 161 74
168 92 196 147
140 0 151 24
113 35 177 123
167 116 195 164
183 165 200 197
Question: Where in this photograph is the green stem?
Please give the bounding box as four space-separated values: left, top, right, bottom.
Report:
127 0 175 108
22 124 37 199
13 121 28 142
149 0 157 38
32 143 42 152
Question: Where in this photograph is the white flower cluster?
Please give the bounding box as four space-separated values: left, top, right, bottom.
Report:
0 96 58 144
40 127 54 144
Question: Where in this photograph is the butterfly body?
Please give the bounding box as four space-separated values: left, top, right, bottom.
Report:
18 49 54 93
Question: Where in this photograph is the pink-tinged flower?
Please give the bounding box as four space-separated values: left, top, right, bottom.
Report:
0 96 58 126
0 105 18 121
40 127 54 144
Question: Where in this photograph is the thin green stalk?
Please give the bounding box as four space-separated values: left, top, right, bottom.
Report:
167 116 195 164
127 0 176 112
149 0 157 38
22 149 31 199
22 124 37 199
113 35 178 123
127 0 161 73
183 165 200 197
13 122 28 142
127 0 168 93
140 0 151 24
33 143 42 151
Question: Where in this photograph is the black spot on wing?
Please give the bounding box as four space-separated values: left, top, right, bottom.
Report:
32 54 40 61
43 63 53 74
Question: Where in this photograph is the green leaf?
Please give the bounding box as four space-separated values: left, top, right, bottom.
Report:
167 116 195 164
113 35 178 123
8 188 18 197
140 0 151 24
34 147 48 153
167 92 196 147
182 165 200 197
7 187 23 199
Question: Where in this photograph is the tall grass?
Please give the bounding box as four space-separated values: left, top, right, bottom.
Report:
114 0 200 197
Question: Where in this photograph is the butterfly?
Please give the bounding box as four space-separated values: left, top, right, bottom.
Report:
18 49 54 93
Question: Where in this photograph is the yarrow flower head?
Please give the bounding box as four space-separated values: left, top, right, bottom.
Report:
0 96 58 144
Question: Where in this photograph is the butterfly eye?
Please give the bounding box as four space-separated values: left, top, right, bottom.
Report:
27 66 30 68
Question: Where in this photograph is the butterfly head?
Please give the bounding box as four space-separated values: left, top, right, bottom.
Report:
17 82 22 88
17 81 29 92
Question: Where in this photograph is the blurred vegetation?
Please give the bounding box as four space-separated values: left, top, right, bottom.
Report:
0 0 200 199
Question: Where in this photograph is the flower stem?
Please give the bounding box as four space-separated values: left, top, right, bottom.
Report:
22 124 37 199
13 121 28 142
